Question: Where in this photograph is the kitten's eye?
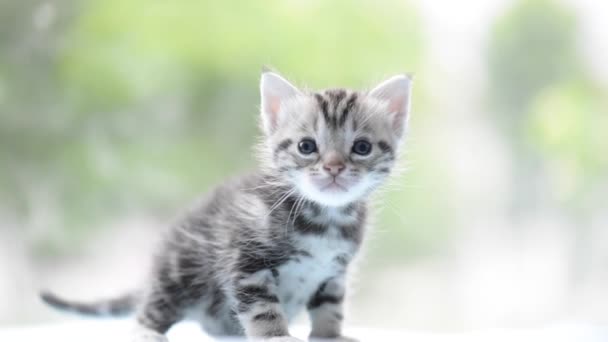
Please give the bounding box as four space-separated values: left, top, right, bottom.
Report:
298 138 317 155
352 139 372 156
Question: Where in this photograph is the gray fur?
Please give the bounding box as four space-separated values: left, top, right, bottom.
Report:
40 72 413 342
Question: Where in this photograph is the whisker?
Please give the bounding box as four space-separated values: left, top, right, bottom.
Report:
290 195 307 227
265 187 297 220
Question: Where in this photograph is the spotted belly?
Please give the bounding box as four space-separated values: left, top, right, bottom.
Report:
275 233 355 320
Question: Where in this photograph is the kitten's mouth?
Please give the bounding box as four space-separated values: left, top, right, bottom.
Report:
319 179 348 192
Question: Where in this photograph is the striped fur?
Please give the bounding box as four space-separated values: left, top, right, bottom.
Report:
41 72 412 342
40 291 136 317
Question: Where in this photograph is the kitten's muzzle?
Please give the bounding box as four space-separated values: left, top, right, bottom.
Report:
322 180 348 192
313 176 350 192
323 162 346 176
322 151 346 176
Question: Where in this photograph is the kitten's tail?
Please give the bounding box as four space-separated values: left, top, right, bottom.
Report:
40 290 138 317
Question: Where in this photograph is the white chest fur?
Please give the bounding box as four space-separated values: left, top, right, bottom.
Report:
276 227 356 320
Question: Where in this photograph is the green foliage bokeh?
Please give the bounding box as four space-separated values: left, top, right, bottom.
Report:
1 0 427 256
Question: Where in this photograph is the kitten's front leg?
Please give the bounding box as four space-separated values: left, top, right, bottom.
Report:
233 270 303 342
131 324 169 342
307 277 358 342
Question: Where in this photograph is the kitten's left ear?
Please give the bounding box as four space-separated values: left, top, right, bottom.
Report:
260 71 302 135
369 74 413 137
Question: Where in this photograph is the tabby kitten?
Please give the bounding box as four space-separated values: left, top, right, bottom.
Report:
41 71 413 342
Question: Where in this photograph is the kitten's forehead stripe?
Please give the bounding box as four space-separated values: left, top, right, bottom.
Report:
327 89 347 118
314 93 330 126
339 93 357 128
323 91 338 129
314 89 359 131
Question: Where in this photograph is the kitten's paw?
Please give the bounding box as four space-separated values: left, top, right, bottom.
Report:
132 331 168 342
264 336 305 342
132 326 168 342
309 336 359 342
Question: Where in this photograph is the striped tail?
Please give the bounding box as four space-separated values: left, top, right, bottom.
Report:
40 290 137 317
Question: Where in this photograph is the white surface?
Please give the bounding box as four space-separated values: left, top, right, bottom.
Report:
1 320 607 342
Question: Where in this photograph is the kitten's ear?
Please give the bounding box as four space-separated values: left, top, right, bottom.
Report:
369 74 413 137
260 71 302 135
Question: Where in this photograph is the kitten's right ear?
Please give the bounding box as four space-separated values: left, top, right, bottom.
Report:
369 74 413 137
260 71 301 135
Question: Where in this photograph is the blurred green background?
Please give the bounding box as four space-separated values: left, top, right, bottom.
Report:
1 0 607 331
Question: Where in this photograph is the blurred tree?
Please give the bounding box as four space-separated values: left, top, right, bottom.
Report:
0 0 82 246
487 0 579 136
486 0 581 218
487 0 608 287
525 80 608 286
526 81 608 213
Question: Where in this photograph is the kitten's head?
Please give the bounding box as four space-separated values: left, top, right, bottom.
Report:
259 71 412 207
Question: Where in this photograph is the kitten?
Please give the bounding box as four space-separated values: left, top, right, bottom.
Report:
41 71 413 342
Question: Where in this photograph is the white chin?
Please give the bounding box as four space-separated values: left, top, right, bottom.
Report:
294 175 368 207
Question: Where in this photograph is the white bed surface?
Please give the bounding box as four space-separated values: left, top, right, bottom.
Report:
1 320 607 342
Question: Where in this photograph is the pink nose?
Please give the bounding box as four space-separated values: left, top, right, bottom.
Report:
323 162 346 176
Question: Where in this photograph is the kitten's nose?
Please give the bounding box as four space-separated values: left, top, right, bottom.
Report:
323 160 346 176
